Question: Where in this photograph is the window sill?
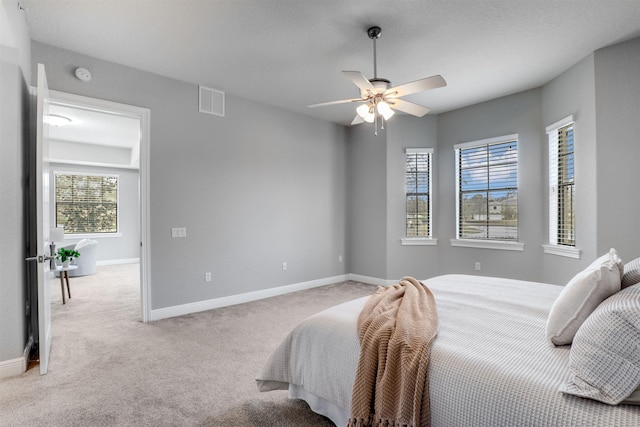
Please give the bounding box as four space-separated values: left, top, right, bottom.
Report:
542 244 581 259
64 233 122 240
401 237 438 246
450 239 524 251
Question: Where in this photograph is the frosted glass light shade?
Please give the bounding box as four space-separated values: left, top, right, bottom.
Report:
356 104 375 123
377 101 395 120
356 103 369 117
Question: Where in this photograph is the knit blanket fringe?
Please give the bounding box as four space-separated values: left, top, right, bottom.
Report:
347 416 418 427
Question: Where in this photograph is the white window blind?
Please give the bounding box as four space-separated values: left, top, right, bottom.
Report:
55 173 119 234
405 148 433 238
455 135 518 241
547 116 575 246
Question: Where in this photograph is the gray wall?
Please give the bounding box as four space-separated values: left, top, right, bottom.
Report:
346 115 442 283
346 125 387 279
345 36 640 286
349 90 550 284
49 163 140 263
0 0 31 361
31 41 348 310
540 54 598 284
386 114 440 280
435 89 545 281
594 37 640 261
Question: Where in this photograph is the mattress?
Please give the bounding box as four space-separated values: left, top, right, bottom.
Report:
257 274 640 426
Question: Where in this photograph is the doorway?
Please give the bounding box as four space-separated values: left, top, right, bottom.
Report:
47 90 150 322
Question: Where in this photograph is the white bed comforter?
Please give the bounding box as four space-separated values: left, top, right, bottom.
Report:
257 274 640 426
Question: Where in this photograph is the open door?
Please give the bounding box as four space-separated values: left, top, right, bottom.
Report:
26 63 53 375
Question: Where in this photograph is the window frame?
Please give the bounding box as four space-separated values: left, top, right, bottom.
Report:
452 134 524 251
401 148 437 246
53 171 121 237
543 115 580 259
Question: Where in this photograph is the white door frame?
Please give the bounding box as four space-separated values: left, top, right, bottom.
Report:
48 90 151 322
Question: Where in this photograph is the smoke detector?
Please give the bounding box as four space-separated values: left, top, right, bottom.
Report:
74 67 92 82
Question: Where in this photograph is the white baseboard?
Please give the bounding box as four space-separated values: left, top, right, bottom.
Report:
347 273 397 286
150 274 350 321
0 336 33 379
97 258 140 266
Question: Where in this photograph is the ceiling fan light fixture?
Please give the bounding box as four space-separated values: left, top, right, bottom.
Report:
307 25 446 133
377 101 394 120
357 103 375 123
363 112 375 123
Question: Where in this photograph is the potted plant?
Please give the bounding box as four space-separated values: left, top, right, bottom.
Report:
56 247 80 268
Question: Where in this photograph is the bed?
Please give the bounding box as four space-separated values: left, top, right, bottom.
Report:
257 267 640 426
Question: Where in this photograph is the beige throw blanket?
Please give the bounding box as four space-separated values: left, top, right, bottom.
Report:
347 277 438 427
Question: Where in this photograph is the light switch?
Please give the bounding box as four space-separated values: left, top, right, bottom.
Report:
171 227 187 238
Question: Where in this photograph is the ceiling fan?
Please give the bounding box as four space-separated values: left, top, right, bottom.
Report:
308 26 446 133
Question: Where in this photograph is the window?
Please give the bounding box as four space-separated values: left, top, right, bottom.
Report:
546 116 576 253
455 134 518 242
405 149 433 239
55 173 119 234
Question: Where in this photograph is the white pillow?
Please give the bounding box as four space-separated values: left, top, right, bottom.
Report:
560 283 640 405
546 248 623 346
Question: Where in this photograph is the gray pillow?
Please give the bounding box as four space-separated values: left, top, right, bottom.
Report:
560 283 640 405
622 257 640 289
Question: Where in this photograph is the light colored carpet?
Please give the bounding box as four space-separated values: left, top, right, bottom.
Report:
0 264 376 426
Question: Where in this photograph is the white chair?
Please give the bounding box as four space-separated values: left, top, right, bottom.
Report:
55 239 99 277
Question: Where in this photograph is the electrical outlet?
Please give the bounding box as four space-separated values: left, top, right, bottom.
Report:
282 262 287 271
204 272 212 282
475 262 481 271
338 255 343 263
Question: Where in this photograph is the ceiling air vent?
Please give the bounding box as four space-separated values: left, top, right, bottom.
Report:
199 86 225 117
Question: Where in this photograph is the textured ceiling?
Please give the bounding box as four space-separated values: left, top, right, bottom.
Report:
22 0 640 126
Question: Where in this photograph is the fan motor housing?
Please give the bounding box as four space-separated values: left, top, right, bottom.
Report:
362 78 391 97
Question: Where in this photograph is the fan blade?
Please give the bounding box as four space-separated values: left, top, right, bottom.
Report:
388 99 431 117
343 71 375 93
308 98 363 108
351 115 364 126
384 75 446 98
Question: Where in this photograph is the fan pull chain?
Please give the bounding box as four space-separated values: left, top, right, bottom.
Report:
374 111 378 135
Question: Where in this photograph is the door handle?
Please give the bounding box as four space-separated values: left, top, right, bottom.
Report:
25 255 55 263
27 240 57 269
